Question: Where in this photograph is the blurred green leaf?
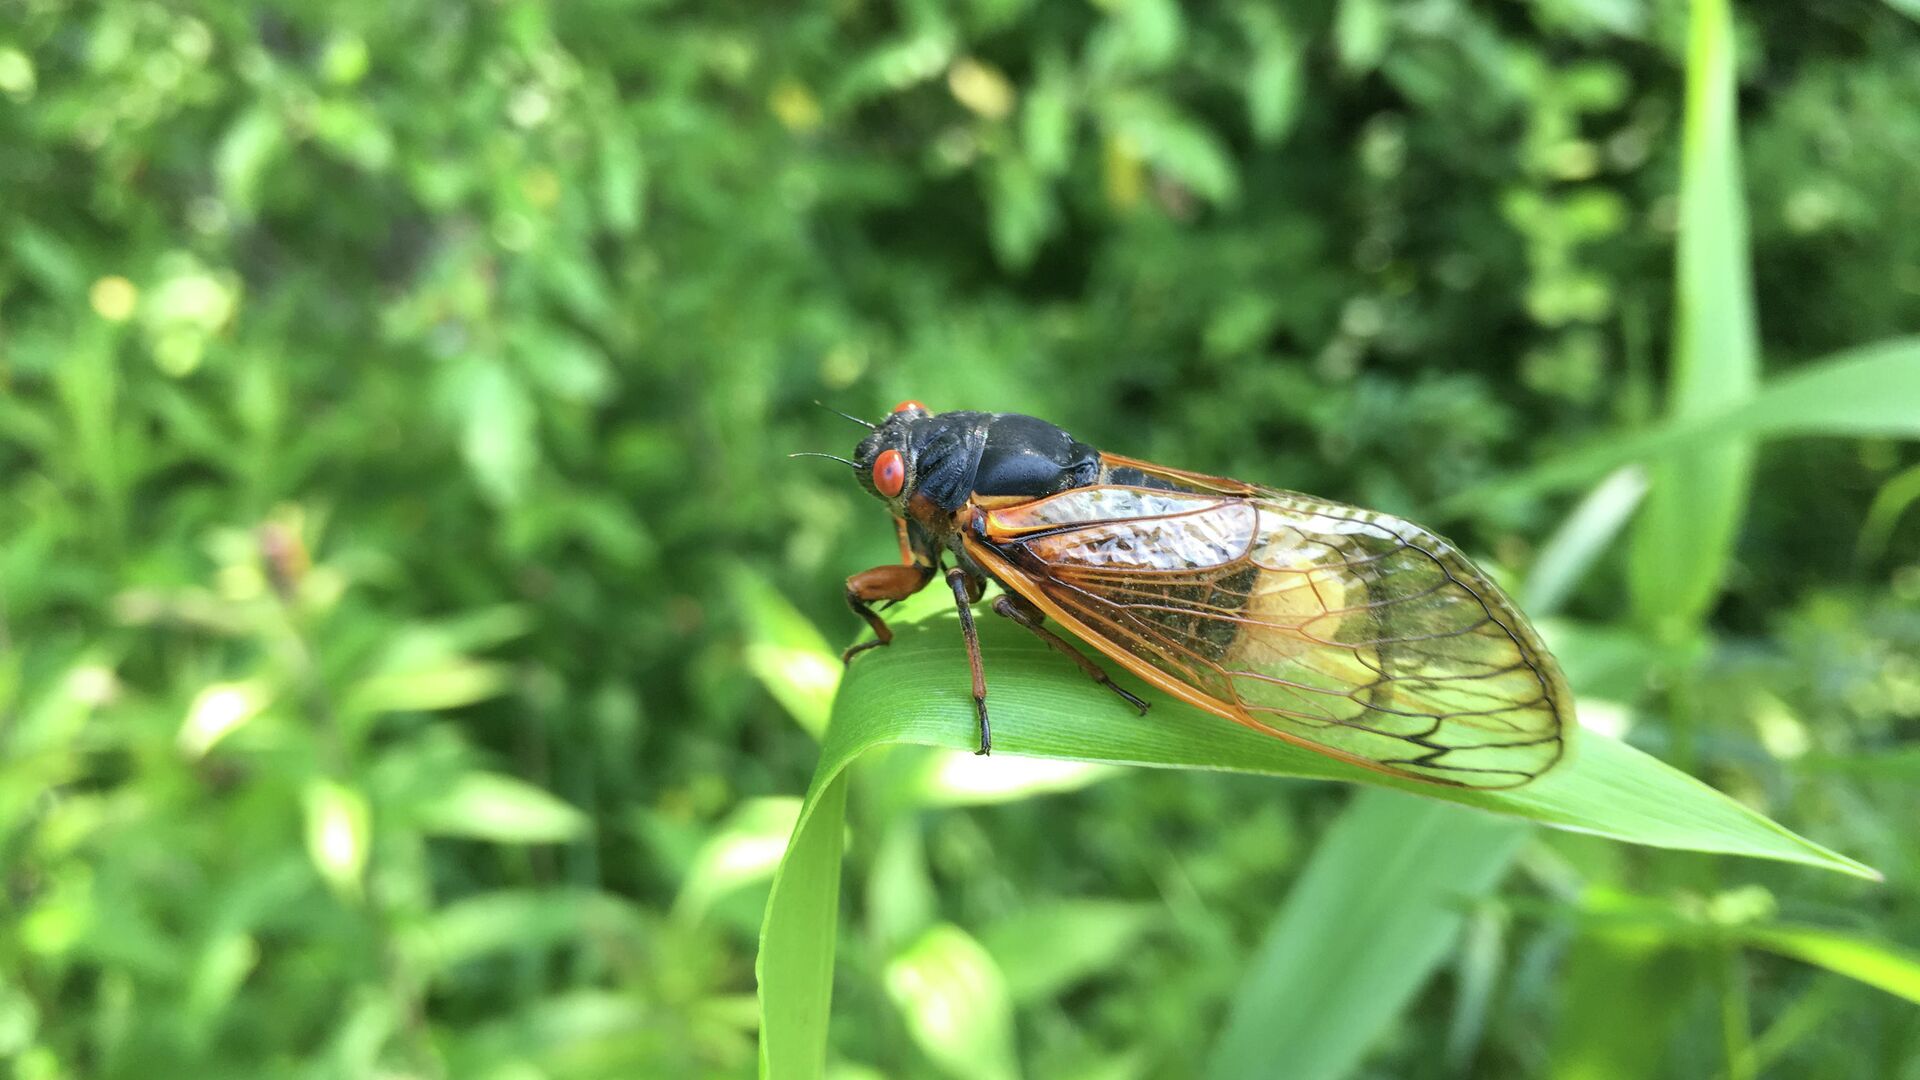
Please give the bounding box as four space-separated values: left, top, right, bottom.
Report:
979 900 1158 1004
343 658 512 717
675 797 804 922
457 359 539 508
1102 96 1239 206
734 569 841 739
1738 925 1920 1006
423 889 643 971
1523 465 1649 614
1441 336 1920 512
419 772 590 844
1627 0 1759 636
1335 0 1389 75
303 780 372 898
1856 461 1920 560
986 155 1058 270
1207 792 1526 1080
1244 16 1302 144
884 924 1020 1080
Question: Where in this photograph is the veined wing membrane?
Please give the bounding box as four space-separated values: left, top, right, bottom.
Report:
974 484 1570 787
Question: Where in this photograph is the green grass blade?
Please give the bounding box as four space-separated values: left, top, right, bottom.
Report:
1205 791 1527 1080
1736 925 1920 1006
756 770 849 1080
829 610 1870 874
1522 465 1649 614
1436 335 1920 514
756 602 1876 1076
1208 444 1734 1080
1627 0 1760 634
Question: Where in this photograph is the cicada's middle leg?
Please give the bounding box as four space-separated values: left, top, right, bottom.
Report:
992 592 1149 715
943 565 993 755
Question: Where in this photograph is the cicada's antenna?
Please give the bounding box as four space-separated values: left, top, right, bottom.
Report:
815 401 876 430
788 452 859 467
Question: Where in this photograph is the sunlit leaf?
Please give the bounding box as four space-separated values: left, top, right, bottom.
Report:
179 680 268 758
419 772 590 844
1737 925 1920 1005
303 780 371 898
884 924 1019 1080
676 797 804 922
733 569 841 738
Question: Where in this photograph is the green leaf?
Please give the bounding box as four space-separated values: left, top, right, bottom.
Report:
985 156 1057 271
1627 0 1759 635
756 601 1875 1077
456 359 538 509
1566 892 1920 1006
1856 461 1920 560
302 779 371 899
419 772 590 844
895 749 1121 807
421 889 643 972
980 900 1158 1005
757 772 849 1080
1102 96 1239 206
1335 0 1389 76
1436 335 1920 514
733 569 841 739
1204 462 1658 1080
675 796 804 922
1522 465 1648 615
1736 925 1920 1005
1206 791 1526 1080
1242 12 1302 145
884 924 1020 1080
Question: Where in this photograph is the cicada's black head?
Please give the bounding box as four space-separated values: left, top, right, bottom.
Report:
806 401 1098 517
851 400 939 510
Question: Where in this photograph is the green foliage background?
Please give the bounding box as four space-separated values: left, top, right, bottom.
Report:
2 0 1918 1077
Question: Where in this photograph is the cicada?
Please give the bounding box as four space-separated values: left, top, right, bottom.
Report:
810 402 1571 789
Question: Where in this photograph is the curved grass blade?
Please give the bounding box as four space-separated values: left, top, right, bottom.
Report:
756 603 1876 1078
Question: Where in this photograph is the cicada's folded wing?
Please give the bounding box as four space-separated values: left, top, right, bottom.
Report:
966 468 1570 788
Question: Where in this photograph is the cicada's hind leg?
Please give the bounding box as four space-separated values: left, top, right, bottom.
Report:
944 565 993 755
843 564 934 664
992 592 1149 715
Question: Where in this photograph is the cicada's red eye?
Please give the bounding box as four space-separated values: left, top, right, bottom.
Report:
892 399 927 415
872 448 906 498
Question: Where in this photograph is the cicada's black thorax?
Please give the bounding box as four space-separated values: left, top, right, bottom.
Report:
898 411 1102 511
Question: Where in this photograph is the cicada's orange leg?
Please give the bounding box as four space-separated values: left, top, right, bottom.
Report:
842 564 934 665
894 517 915 565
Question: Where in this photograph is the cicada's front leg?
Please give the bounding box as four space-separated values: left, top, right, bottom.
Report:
842 564 934 665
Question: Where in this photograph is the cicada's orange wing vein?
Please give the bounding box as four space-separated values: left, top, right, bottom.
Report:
967 464 1571 788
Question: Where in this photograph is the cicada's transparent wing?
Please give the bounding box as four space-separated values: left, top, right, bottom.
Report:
970 477 1570 788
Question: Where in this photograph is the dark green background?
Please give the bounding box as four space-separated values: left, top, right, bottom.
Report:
2 1 1917 1077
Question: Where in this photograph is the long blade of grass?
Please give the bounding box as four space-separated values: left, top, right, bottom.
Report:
1205 450 1680 1080
1205 791 1527 1080
756 597 1875 1077
1434 335 1920 516
1627 0 1759 635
